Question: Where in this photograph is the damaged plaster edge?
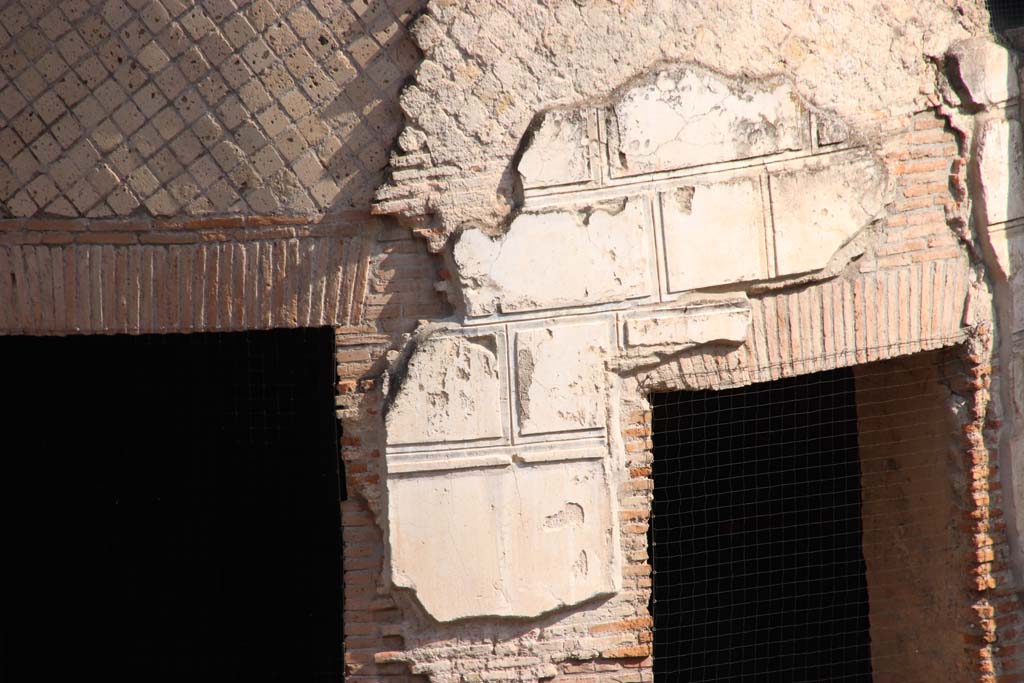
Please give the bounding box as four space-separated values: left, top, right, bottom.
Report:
375 40 920 332
372 37 901 249
453 195 631 244
936 36 1024 590
746 221 882 296
410 586 620 625
514 59 886 175
507 64 880 229
380 73 902 328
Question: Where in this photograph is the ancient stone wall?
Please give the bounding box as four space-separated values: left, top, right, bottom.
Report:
360 103 1009 683
2 1 1023 682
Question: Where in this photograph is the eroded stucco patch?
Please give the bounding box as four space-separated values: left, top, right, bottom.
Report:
608 69 806 176
373 0 984 242
449 65 892 323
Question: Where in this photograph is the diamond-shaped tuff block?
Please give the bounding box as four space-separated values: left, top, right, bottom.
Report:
0 0 423 218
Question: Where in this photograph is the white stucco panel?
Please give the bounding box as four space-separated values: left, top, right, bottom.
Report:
386 333 505 446
977 118 1024 228
517 109 592 189
514 320 611 436
453 198 653 316
388 467 507 620
660 176 769 292
624 300 751 348
769 153 888 276
610 67 805 177
948 39 1020 108
388 459 616 621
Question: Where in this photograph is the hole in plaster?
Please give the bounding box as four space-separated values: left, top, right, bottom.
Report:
674 186 695 214
544 502 585 529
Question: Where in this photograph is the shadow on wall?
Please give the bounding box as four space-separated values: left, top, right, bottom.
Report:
0 0 425 219
318 0 423 212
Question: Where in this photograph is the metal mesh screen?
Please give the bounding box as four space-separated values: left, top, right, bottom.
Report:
988 0 1024 30
650 351 968 682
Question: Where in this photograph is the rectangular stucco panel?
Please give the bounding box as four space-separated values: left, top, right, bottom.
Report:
453 198 652 316
387 460 616 622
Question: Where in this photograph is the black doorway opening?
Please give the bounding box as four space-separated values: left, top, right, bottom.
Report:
987 0 1024 31
1 328 343 683
650 367 871 682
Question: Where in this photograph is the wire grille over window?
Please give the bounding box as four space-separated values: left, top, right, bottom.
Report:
988 0 1024 30
649 350 970 682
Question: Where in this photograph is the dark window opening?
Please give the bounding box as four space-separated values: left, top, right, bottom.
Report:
650 368 870 682
987 0 1024 31
1 328 343 683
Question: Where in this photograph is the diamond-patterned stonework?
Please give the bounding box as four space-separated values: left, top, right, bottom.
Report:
0 0 420 218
